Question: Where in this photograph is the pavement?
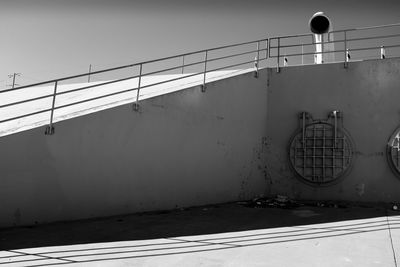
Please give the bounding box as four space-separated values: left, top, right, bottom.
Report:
0 202 399 266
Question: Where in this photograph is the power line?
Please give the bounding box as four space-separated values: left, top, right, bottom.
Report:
7 73 22 88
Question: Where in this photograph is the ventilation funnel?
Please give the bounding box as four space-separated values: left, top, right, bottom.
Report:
309 12 333 64
309 12 331 34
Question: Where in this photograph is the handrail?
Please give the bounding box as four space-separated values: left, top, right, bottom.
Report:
1 22 400 136
5 38 269 93
270 22 400 71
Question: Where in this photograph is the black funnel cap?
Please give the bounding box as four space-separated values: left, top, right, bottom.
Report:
309 12 330 34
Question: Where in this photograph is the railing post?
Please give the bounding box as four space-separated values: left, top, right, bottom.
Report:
45 81 58 135
344 31 348 68
201 50 208 92
88 64 92 83
321 33 324 63
181 55 185 74
276 38 280 73
254 41 260 78
133 63 142 111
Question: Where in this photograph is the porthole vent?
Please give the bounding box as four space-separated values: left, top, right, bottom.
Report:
288 111 354 186
387 126 400 177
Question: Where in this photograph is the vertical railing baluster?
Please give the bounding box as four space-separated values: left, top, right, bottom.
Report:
45 81 58 135
88 64 92 83
344 30 348 68
276 37 280 73
133 63 142 111
254 41 260 77
266 39 269 69
201 50 208 92
321 33 324 63
181 55 185 74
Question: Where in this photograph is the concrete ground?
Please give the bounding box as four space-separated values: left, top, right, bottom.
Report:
0 202 399 267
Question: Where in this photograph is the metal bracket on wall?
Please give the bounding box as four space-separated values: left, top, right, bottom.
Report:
45 125 55 135
254 70 259 78
132 102 140 111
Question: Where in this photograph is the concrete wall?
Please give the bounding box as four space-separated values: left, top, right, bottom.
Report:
266 58 400 203
0 70 269 227
2 58 400 227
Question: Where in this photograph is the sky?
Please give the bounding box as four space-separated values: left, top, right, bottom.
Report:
1 0 400 87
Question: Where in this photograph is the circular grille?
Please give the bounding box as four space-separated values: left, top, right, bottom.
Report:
387 127 400 177
289 122 353 185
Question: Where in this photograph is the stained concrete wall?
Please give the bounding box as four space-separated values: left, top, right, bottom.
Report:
266 58 400 203
0 70 269 228
3 58 400 228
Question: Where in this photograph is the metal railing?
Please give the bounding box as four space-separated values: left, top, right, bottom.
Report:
0 38 268 135
269 23 400 71
1 22 400 136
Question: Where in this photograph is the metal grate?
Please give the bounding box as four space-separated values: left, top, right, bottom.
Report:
289 112 353 185
387 128 400 176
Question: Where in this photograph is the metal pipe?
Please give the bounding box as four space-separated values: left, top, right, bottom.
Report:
0 93 55 109
54 73 205 111
333 110 338 148
302 112 306 149
45 81 58 135
202 50 208 92
268 44 400 59
88 64 92 83
2 21 399 94
255 42 260 77
309 12 331 64
3 38 268 93
181 56 185 74
0 108 53 124
344 31 348 68
276 38 280 72
133 64 142 111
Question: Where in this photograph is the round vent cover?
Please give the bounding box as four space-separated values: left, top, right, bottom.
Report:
288 112 354 186
387 127 400 177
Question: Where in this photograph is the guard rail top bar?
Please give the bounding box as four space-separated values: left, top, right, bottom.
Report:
0 22 400 136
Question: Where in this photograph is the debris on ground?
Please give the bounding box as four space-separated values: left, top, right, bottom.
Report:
238 196 352 209
309 201 348 209
238 195 302 209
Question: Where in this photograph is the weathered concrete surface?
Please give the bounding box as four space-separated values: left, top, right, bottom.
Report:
0 203 398 267
0 69 269 227
2 58 400 228
266 58 400 203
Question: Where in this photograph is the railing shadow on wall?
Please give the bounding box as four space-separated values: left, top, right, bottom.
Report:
1 23 400 137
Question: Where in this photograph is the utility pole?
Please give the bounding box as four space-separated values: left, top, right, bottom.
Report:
7 73 22 88
88 64 92 83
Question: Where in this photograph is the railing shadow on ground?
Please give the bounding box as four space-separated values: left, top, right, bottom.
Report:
0 203 399 266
